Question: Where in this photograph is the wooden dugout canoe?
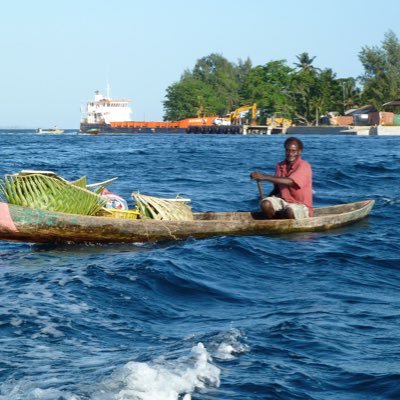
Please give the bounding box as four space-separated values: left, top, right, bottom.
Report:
0 200 374 244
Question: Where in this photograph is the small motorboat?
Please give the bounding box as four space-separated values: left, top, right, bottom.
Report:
36 128 64 134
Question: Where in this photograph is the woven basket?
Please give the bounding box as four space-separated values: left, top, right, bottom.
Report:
97 208 140 220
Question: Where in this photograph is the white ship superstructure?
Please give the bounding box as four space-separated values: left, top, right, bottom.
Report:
81 87 132 125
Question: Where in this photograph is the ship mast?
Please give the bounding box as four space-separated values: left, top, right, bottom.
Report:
106 82 111 100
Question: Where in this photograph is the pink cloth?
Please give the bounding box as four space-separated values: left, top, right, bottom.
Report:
0 203 18 232
275 158 313 216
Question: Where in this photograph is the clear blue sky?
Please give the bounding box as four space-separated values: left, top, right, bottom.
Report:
1 0 400 128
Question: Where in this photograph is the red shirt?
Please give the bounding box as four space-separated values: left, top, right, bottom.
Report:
275 157 313 216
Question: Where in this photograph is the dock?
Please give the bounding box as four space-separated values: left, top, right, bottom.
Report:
186 124 286 135
286 126 400 136
186 124 400 136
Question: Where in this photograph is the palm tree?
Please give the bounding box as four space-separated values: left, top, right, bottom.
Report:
294 52 319 72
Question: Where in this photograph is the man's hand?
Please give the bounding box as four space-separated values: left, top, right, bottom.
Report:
251 171 294 187
250 171 265 180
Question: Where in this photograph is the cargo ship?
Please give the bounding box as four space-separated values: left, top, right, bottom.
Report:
80 88 216 134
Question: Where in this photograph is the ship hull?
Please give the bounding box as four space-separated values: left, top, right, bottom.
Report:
80 123 186 134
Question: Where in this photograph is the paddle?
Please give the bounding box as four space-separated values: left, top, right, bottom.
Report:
256 180 264 199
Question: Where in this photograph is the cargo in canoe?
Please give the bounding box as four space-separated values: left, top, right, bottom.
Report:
0 200 374 244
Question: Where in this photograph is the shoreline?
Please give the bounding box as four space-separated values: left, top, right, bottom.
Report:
286 125 400 136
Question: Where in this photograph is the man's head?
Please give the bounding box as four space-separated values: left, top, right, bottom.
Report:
284 137 303 165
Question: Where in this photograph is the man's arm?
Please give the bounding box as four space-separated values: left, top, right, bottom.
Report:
250 171 294 187
268 184 279 197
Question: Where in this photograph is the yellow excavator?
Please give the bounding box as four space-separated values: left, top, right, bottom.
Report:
229 103 257 125
214 103 257 126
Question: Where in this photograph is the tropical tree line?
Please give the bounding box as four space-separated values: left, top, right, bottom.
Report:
163 30 400 125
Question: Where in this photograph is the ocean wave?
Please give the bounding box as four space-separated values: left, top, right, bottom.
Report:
0 343 222 400
90 343 220 400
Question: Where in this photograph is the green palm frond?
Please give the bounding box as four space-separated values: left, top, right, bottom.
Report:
69 176 87 189
132 193 193 221
17 170 117 193
0 173 106 216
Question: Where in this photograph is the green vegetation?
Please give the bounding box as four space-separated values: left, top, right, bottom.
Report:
163 30 400 126
359 30 400 109
0 172 106 216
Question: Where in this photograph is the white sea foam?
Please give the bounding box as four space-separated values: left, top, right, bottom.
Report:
212 328 250 360
0 380 79 400
214 343 237 360
38 320 65 338
61 301 91 314
25 344 65 361
382 196 400 205
10 317 23 326
93 342 220 400
53 270 94 288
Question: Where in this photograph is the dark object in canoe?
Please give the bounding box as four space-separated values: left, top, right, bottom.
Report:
0 200 374 244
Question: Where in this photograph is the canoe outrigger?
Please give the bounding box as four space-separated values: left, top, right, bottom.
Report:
0 200 374 244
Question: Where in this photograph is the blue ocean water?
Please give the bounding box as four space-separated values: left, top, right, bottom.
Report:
0 130 399 400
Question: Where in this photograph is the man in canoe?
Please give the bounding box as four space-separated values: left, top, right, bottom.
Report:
250 137 313 219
